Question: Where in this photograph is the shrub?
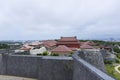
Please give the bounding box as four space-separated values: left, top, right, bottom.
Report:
115 59 120 63
68 54 72 57
113 47 120 53
118 67 120 71
116 54 120 59
0 43 10 49
37 54 42 56
51 53 59 56
70 52 73 54
104 60 113 64
42 51 49 56
68 52 74 57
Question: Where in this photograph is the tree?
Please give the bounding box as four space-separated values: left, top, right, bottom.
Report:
113 47 120 53
0 43 10 49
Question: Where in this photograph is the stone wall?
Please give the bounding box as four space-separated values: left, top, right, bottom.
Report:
0 54 8 74
73 52 115 80
0 49 8 54
0 51 115 80
0 54 73 80
78 50 106 72
0 54 2 74
6 55 42 78
39 56 73 80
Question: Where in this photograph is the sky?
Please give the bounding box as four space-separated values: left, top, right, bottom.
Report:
0 0 120 40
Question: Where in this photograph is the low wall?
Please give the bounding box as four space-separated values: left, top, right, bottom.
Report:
0 54 2 74
0 51 115 80
0 54 8 74
0 49 8 54
73 52 115 80
0 54 73 80
39 56 73 80
6 55 41 78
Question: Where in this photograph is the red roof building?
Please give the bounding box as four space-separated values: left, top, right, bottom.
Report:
83 41 96 46
80 44 94 49
51 45 72 55
20 44 33 51
43 40 57 49
57 36 80 48
20 47 31 51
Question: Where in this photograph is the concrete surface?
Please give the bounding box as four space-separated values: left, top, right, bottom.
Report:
0 75 37 80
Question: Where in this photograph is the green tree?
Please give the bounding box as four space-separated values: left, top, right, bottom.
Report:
0 43 9 49
113 47 120 53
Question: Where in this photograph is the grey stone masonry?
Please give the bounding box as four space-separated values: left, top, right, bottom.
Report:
0 51 116 80
6 55 42 78
73 51 115 80
0 54 73 80
78 50 106 72
38 56 73 80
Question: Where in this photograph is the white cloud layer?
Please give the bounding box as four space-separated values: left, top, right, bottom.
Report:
0 0 120 40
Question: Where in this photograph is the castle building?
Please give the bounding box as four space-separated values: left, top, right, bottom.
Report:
57 36 80 48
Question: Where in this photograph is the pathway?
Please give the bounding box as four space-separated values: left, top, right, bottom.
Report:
0 75 37 80
114 65 120 74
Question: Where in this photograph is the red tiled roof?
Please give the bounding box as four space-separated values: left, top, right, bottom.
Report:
80 42 86 45
51 45 72 53
80 44 94 49
59 36 78 41
84 41 96 46
20 44 33 50
57 42 80 44
43 40 57 48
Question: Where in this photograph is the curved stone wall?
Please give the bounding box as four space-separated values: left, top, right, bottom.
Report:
78 50 105 72
73 51 115 80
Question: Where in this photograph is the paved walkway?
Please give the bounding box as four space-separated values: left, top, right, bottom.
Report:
0 75 37 80
114 65 120 74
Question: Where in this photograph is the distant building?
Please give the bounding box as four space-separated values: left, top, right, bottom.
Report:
100 46 112 52
30 47 47 55
43 40 57 50
83 41 96 46
20 44 34 51
51 45 72 56
57 36 80 48
29 41 43 48
80 44 94 49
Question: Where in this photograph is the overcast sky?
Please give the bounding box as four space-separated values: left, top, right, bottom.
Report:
0 0 120 40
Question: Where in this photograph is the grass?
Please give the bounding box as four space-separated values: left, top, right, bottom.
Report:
118 67 120 71
105 64 120 80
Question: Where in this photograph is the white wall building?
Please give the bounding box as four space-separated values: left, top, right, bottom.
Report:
30 47 47 55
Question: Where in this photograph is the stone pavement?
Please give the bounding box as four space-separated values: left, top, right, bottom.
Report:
115 64 120 74
0 75 37 80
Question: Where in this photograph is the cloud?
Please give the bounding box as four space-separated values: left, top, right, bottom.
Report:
0 0 120 40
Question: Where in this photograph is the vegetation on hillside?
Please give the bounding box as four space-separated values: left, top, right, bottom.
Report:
0 43 10 49
113 47 120 53
105 64 120 80
80 40 120 46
